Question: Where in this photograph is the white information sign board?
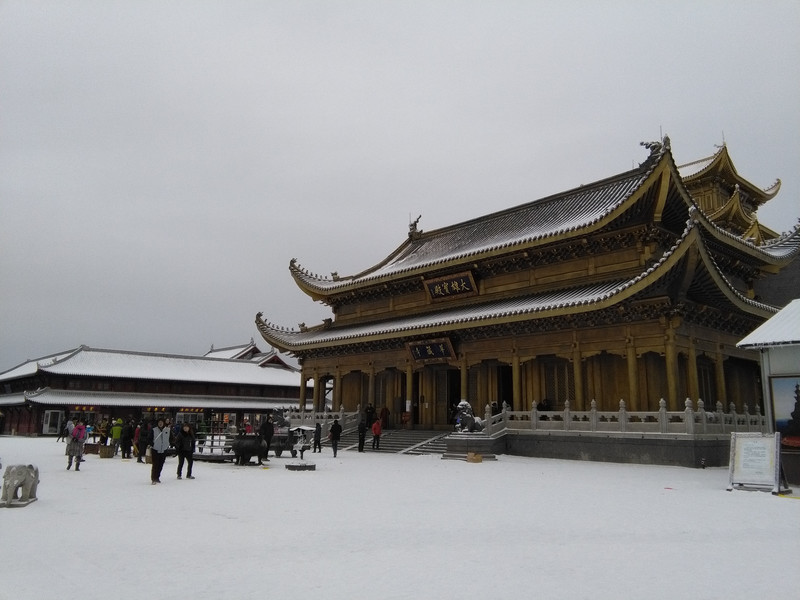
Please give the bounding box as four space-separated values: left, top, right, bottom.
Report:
727 432 782 493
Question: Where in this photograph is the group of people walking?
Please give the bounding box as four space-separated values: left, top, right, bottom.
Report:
60 416 197 485
59 408 390 480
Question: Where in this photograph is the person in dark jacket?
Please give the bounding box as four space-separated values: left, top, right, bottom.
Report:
258 415 275 460
357 420 367 452
329 419 343 457
120 419 135 459
313 423 322 453
175 423 196 480
135 420 149 463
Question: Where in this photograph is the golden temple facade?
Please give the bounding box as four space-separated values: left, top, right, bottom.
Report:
257 138 800 430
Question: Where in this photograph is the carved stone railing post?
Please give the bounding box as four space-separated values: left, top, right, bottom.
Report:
684 398 694 434
530 407 538 431
590 399 598 432
564 400 571 432
697 399 706 433
618 400 627 432
755 404 765 433
658 398 667 433
485 404 492 435
729 402 738 431
716 401 725 432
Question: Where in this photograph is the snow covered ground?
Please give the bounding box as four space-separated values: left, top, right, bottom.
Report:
1 436 798 600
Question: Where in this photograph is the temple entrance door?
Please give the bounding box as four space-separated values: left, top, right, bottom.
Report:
42 410 63 435
497 364 512 409
433 367 461 428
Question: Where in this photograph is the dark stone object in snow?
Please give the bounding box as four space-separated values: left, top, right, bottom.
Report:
231 435 269 466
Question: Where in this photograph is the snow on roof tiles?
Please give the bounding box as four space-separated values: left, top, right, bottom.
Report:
22 388 295 410
35 347 304 388
737 298 800 348
295 166 651 291
0 349 77 382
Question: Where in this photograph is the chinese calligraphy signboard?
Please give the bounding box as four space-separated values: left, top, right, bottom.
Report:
407 338 455 364
424 271 477 302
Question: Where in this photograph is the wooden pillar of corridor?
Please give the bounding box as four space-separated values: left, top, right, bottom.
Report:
405 364 413 425
714 348 727 409
572 342 585 411
367 366 375 410
333 371 342 412
312 375 321 411
299 375 308 410
665 323 679 410
687 339 699 405
626 337 640 411
460 355 468 402
512 353 522 411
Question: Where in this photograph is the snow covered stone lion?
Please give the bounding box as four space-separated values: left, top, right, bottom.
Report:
454 400 484 433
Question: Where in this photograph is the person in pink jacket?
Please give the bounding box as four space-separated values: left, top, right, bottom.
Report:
67 419 87 471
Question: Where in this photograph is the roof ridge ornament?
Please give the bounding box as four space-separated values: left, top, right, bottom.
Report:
409 214 423 239
639 134 670 157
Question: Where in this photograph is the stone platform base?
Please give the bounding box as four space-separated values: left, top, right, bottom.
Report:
1 498 37 508
445 431 733 468
285 463 316 471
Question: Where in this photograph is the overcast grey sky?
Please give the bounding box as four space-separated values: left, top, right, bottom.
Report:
1 1 798 372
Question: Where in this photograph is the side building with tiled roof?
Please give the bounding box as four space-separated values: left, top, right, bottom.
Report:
256 138 800 432
0 344 311 436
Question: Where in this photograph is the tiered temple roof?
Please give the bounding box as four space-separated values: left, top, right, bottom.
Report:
257 139 800 356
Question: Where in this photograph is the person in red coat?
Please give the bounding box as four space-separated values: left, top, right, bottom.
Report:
371 418 382 450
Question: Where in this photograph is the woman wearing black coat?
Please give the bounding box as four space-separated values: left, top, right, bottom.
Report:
313 423 322 453
175 423 196 480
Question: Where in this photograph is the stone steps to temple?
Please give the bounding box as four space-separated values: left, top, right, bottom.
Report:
337 428 451 455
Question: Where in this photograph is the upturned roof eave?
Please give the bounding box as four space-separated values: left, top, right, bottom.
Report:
259 220 775 353
692 204 800 265
679 144 780 203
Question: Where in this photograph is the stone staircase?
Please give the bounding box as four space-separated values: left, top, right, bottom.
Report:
338 428 451 455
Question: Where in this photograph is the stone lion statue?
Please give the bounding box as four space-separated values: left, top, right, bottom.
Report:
454 400 484 433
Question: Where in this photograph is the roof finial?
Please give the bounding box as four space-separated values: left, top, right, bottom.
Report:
639 139 663 157
409 214 422 239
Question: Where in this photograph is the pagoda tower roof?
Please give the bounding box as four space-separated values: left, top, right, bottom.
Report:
677 143 781 205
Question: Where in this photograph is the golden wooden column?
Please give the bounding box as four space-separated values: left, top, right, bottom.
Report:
367 366 375 408
405 364 413 412
312 374 320 411
299 374 308 410
665 327 679 411
333 371 342 412
626 340 639 411
460 354 468 402
512 353 522 411
714 348 728 410
572 344 584 411
529 358 541 411
687 340 699 404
